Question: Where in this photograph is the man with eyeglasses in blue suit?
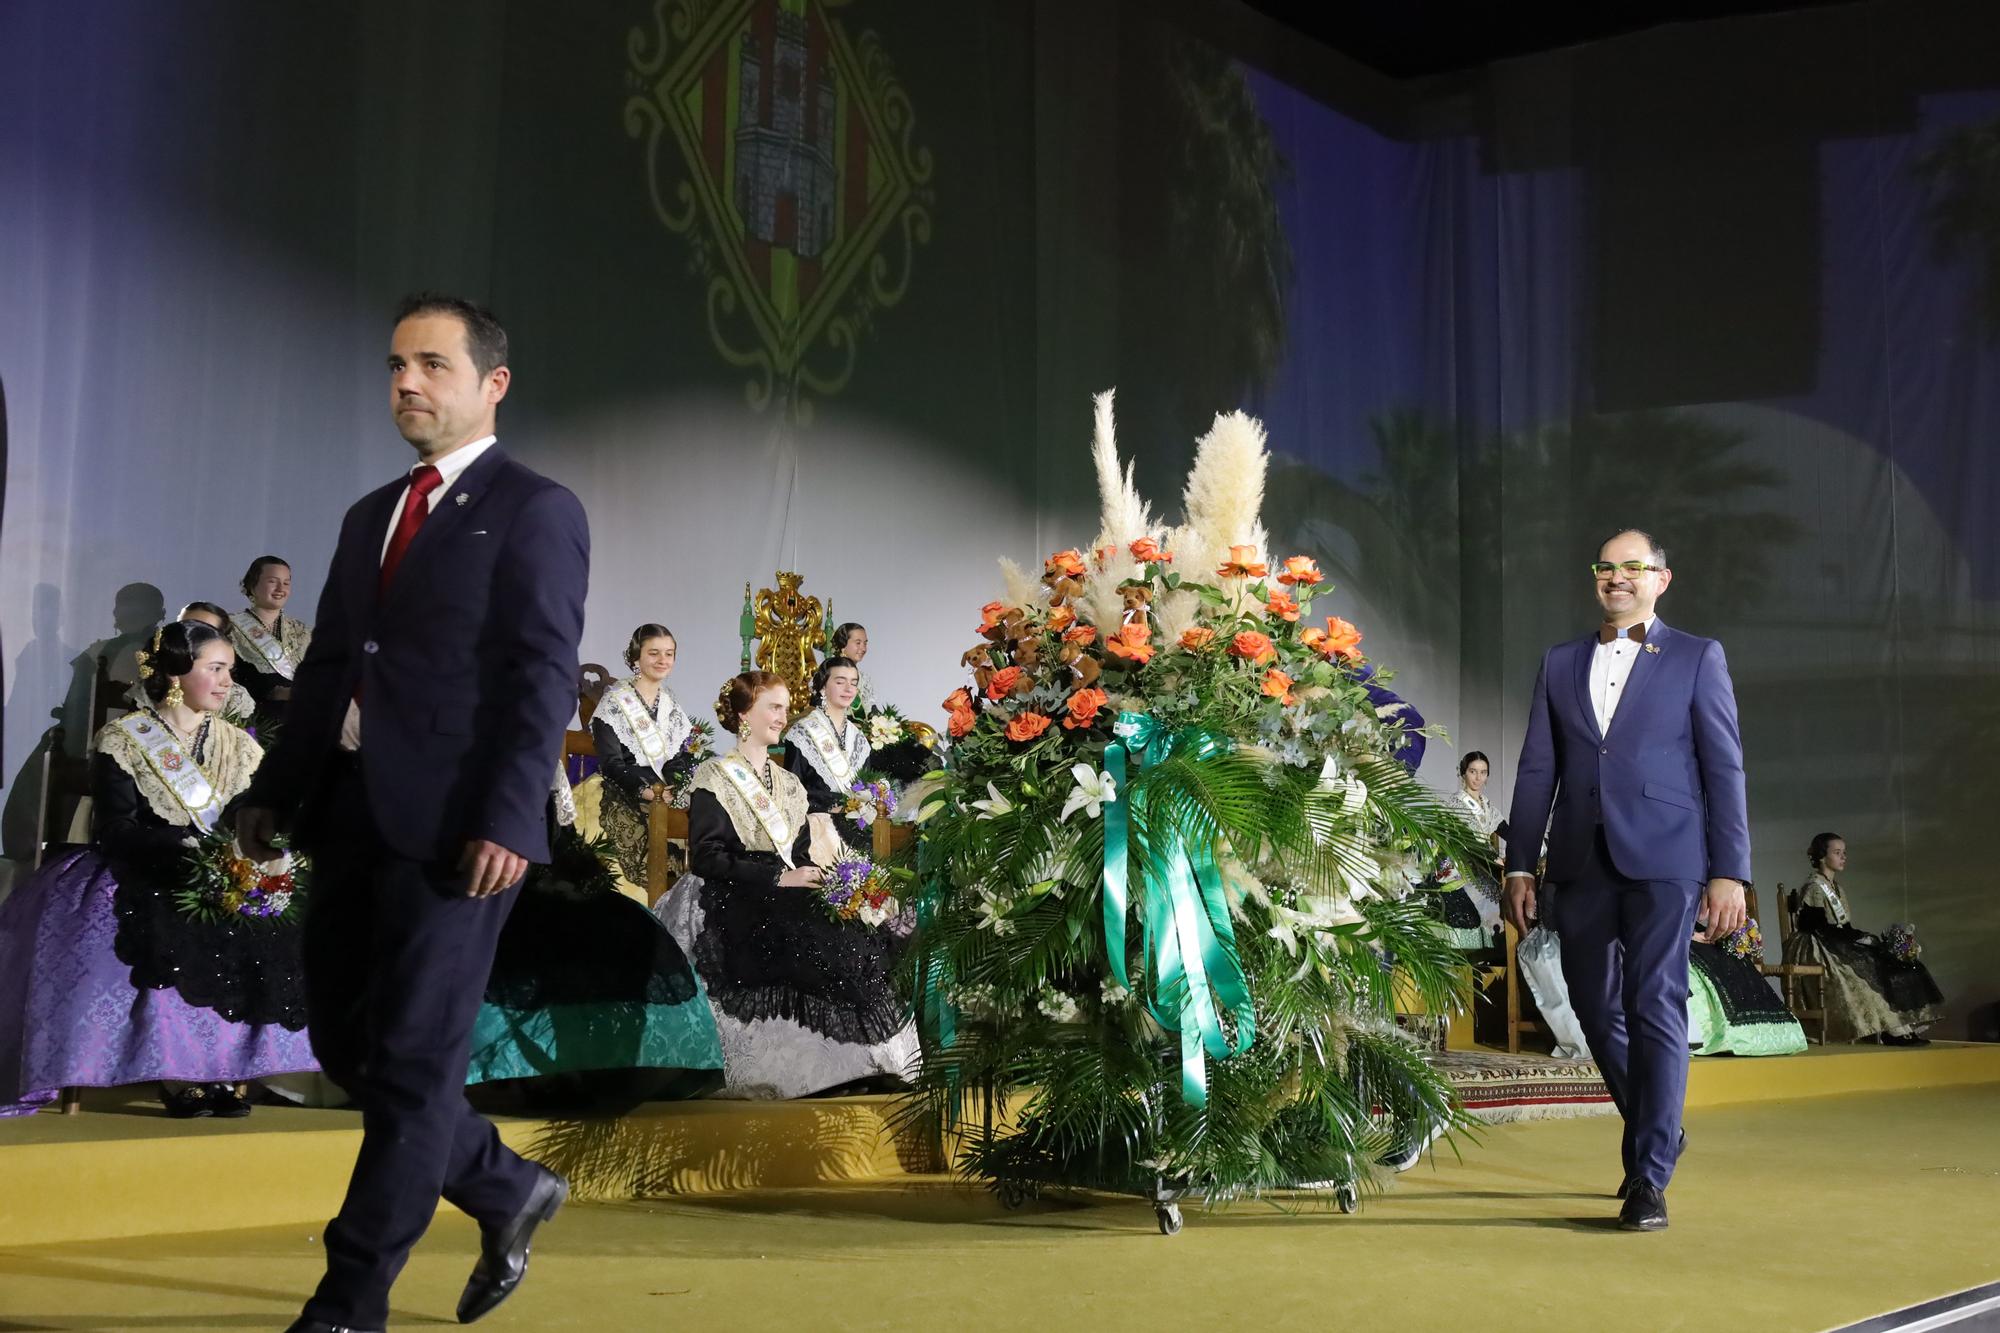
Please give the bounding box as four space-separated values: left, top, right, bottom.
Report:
1501 528 1750 1232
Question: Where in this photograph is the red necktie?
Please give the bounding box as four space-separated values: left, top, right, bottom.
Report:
379 464 443 594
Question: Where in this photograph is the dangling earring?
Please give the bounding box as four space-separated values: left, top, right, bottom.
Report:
737 721 753 746
163 680 186 710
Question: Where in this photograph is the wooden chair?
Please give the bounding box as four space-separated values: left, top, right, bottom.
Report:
575 662 612 727
1502 920 1544 1054
34 656 124 868
1760 883 1827 1044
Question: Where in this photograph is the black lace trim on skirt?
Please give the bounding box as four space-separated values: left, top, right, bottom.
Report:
691 878 909 1045
1688 941 1793 1026
484 882 700 1010
1804 926 1945 1014
109 864 308 1030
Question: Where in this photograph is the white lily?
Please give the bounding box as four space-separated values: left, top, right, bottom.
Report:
1059 764 1118 823
970 782 1015 820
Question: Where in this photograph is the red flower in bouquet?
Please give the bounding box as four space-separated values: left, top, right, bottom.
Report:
1104 622 1154 665
1229 630 1277 665
944 687 974 715
1276 555 1323 587
1130 536 1173 563
1062 687 1110 730
1260 669 1296 705
1216 545 1267 579
986 666 1027 700
1005 711 1052 742
1263 589 1301 622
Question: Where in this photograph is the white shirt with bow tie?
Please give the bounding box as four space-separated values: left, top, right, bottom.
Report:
1589 616 1656 735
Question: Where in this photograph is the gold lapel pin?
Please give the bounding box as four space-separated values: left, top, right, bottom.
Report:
1644 643 1660 654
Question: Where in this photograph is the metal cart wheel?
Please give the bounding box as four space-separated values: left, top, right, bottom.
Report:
1155 1202 1184 1236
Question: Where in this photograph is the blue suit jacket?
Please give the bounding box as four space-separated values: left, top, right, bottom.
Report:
242 445 590 864
1504 620 1749 885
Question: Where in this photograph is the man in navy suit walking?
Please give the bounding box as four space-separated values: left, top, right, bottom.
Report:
236 294 589 1330
1501 529 1749 1232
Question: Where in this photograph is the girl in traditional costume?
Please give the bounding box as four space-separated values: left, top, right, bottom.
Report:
782 656 872 850
1435 751 1505 950
654 672 915 1099
0 621 315 1117
1785 833 1942 1044
830 623 873 712
225 556 312 723
584 623 697 888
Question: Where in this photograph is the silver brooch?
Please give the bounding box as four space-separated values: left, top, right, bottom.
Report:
1644 643 1660 654
455 493 469 506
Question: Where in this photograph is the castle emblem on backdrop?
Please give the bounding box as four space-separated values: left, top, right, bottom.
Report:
626 0 935 423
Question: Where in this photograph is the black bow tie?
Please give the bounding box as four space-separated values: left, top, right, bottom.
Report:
1599 621 1647 645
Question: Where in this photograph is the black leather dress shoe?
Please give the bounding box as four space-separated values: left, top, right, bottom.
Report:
284 1319 383 1333
457 1166 569 1324
1617 1128 1688 1199
1617 1182 1669 1230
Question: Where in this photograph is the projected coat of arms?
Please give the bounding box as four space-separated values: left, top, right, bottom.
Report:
625 0 934 423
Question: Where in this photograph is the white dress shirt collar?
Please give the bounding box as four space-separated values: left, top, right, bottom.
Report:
416 433 497 488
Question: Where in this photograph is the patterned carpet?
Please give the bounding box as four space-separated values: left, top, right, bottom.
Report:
1431 1048 1616 1123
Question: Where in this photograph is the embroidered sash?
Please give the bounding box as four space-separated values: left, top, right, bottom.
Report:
602 680 691 781
115 712 224 833
718 753 797 868
231 611 297 680
794 709 866 794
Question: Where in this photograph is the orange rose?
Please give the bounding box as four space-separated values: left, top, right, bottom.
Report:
1229 630 1277 664
978 600 1007 633
1005 711 1053 742
1276 555 1323 587
1046 548 1087 578
1104 622 1155 665
1062 686 1110 730
1179 626 1216 651
1260 668 1296 705
1062 625 1097 646
948 707 977 739
1299 627 1328 655
1216 544 1268 579
1093 543 1120 568
1264 589 1301 622
1047 604 1077 633
1130 536 1173 563
1322 616 1364 661
943 687 974 715
986 666 1026 700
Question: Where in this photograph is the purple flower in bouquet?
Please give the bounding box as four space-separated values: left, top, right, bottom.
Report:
1884 922 1921 963
846 778 896 829
822 856 875 914
1719 918 1763 961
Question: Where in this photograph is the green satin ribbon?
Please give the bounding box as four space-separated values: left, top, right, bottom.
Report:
1102 711 1255 1106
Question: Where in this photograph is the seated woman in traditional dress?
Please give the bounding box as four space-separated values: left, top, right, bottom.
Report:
655 671 916 1099
586 623 696 887
225 555 312 722
830 623 873 711
1435 751 1505 950
465 767 722 1109
1785 833 1942 1045
783 655 872 850
0 620 315 1117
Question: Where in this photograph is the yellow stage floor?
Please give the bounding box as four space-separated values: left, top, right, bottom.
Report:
2 1084 1996 1333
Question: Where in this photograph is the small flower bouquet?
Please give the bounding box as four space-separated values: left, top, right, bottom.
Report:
854 703 945 783
175 829 308 925
820 852 908 929
525 825 622 900
1719 918 1764 962
1883 922 1922 963
657 721 716 809
845 777 898 831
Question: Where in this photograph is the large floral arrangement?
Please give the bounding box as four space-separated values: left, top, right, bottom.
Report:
902 395 1489 1212
176 830 308 924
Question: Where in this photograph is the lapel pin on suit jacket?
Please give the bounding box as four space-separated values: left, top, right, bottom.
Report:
455 492 470 506
1644 643 1660 654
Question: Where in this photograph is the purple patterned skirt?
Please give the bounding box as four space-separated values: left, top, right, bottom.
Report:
0 849 319 1116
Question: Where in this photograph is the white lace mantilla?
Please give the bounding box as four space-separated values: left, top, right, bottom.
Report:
1456 788 1503 840
691 755 808 856
95 713 263 828
784 708 872 796
1802 872 1851 927
597 678 692 779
